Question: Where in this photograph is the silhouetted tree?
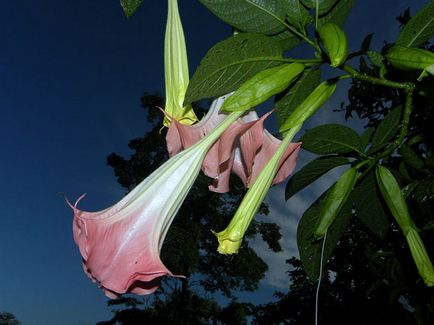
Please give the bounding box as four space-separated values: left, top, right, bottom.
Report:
0 312 20 325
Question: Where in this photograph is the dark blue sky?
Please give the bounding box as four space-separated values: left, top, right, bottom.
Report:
0 1 427 324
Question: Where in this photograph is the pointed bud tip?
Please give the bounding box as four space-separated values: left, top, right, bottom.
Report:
217 239 241 255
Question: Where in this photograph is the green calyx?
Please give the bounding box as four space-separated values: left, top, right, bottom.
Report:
163 0 198 127
376 165 434 287
386 45 434 76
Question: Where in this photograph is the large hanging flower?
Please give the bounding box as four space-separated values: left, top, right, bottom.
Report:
68 98 245 298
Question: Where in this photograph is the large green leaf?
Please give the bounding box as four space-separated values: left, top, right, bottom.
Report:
297 192 352 280
271 30 301 51
285 0 313 30
396 2 434 47
359 127 374 151
352 171 389 238
199 0 287 35
301 124 363 154
120 0 144 18
285 155 349 200
275 68 321 127
371 106 402 149
301 0 338 15
318 0 356 27
185 33 282 103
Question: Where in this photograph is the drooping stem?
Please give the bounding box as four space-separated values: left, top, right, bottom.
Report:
357 86 415 180
377 87 414 160
315 231 328 325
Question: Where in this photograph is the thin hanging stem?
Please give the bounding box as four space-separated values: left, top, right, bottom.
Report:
315 231 328 325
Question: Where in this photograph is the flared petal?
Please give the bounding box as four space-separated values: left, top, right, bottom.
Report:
68 97 244 298
68 141 206 298
166 95 257 192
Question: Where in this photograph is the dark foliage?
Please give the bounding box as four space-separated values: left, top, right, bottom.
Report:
0 312 20 325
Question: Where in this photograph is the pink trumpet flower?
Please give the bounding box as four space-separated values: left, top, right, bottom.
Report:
167 105 300 193
68 96 244 298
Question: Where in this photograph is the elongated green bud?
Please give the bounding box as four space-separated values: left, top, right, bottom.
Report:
406 229 434 287
164 0 198 127
375 165 414 234
314 167 357 239
222 63 305 112
376 165 434 286
279 79 337 133
215 125 302 254
386 45 434 75
318 23 348 67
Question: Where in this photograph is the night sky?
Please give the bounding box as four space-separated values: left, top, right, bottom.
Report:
0 1 428 324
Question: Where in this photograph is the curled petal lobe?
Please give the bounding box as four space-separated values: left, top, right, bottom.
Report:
70 147 203 297
167 101 301 193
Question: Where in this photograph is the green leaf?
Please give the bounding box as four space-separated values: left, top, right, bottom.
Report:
301 124 363 154
275 69 321 127
285 155 349 200
285 0 313 30
185 33 282 103
352 171 389 238
367 51 384 67
360 127 374 150
120 0 144 18
361 33 373 52
297 191 352 280
400 144 425 170
318 0 356 27
300 0 338 15
199 0 287 35
371 106 402 149
367 50 387 77
396 2 434 47
271 30 301 51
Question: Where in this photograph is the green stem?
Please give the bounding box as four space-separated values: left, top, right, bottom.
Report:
355 85 415 181
342 65 414 90
370 88 415 166
247 0 320 52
